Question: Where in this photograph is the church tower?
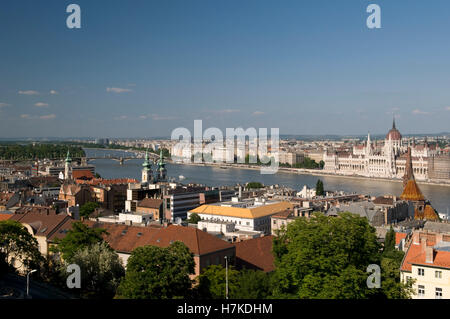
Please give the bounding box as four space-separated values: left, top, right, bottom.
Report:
141 151 153 183
157 150 167 182
64 150 72 180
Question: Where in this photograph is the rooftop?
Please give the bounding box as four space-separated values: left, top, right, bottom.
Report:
190 200 294 219
233 235 275 272
84 221 234 256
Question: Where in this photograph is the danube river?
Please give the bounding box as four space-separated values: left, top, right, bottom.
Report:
84 149 450 215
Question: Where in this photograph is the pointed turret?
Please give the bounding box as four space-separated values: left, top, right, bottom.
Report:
65 150 72 164
64 149 72 180
157 150 167 181
141 150 153 183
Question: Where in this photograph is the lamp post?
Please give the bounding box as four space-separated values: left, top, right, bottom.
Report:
26 269 37 298
224 256 228 299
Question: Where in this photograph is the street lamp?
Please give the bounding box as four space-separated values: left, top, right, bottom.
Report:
224 256 228 299
26 269 37 298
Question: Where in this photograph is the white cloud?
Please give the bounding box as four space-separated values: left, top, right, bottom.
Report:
106 87 133 93
140 114 177 121
18 90 39 95
445 106 450 111
50 90 58 95
34 102 49 107
114 115 128 120
39 114 56 120
21 114 56 120
218 109 240 114
252 111 265 116
412 109 430 115
0 103 10 108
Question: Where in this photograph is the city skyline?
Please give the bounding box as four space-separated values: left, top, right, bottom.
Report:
1 0 450 138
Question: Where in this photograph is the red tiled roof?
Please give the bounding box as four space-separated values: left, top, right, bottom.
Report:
9 211 71 238
400 179 425 201
395 232 407 246
138 198 163 209
83 221 234 256
401 242 450 272
72 170 94 180
76 178 138 186
233 235 275 272
0 213 13 221
47 218 76 242
271 210 293 219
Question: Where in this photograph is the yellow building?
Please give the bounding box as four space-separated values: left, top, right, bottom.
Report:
189 198 293 235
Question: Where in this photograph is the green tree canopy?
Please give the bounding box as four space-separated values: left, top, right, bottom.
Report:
234 269 272 299
246 182 264 189
115 241 195 299
0 220 43 274
384 226 395 253
315 179 324 196
196 265 272 299
79 202 100 218
52 222 107 262
187 213 201 224
272 212 382 298
64 241 125 299
196 264 240 299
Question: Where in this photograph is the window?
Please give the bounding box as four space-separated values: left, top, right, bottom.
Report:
273 220 276 225
435 288 442 299
418 268 425 276
435 271 442 279
418 285 425 297
246 222 250 226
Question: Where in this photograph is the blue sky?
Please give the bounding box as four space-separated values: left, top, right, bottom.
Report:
0 0 449 138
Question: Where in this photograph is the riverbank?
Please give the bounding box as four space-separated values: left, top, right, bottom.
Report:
170 161 450 187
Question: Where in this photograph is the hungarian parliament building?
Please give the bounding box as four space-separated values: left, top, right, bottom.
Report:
323 119 450 182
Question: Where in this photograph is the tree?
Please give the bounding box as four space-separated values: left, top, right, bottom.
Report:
79 202 100 218
246 182 264 190
196 265 272 299
52 222 107 262
196 264 240 299
64 241 125 299
0 220 43 274
319 160 325 169
115 241 195 299
272 212 382 298
380 253 415 299
315 179 324 196
234 269 272 299
384 226 395 253
187 213 201 224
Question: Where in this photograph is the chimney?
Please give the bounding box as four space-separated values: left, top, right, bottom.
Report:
436 233 443 244
421 237 427 252
412 232 420 245
425 247 434 264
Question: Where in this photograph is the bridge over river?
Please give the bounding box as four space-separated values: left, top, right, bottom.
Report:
84 150 160 165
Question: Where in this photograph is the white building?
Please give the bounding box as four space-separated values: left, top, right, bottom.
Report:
323 119 443 181
188 197 293 235
400 231 450 299
296 185 316 199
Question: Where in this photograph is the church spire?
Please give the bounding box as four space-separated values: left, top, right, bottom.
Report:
392 116 396 130
402 146 414 187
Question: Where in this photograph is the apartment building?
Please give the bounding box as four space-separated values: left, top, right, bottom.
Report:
400 230 450 299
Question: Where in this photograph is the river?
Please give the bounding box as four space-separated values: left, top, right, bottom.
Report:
84 148 450 215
